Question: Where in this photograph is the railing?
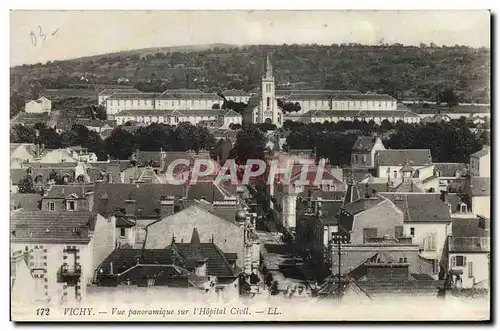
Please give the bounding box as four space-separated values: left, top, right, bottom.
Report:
449 237 490 252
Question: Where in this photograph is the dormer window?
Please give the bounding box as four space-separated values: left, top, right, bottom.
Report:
49 202 55 211
460 203 468 213
67 201 76 211
455 170 461 177
435 170 441 177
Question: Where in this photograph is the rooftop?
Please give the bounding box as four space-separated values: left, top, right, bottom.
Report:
376 149 432 167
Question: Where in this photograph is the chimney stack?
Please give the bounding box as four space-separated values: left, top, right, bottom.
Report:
159 196 175 218
125 199 136 216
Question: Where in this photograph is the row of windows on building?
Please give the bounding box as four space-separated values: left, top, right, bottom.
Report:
109 99 221 107
362 227 437 251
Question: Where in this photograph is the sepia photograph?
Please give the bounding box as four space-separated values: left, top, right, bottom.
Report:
9 9 491 322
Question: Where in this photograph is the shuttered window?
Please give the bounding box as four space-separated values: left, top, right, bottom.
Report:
452 255 466 267
425 233 437 251
363 228 377 244
468 261 474 278
394 226 404 238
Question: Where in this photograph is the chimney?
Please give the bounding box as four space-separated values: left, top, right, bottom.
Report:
85 191 95 212
159 196 175 218
110 261 114 275
41 144 45 155
212 198 238 221
107 173 113 183
440 191 447 202
125 199 136 216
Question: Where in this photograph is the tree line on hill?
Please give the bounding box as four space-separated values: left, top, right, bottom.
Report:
10 43 490 118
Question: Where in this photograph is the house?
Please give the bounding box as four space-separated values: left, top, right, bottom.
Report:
92 182 187 251
25 96 51 114
98 88 141 105
379 193 452 264
469 146 490 178
95 228 241 289
351 136 386 168
144 202 260 274
466 177 490 218
10 210 97 302
433 163 468 192
221 89 251 104
154 89 223 111
443 217 490 288
375 149 433 182
10 164 77 193
113 109 242 129
10 143 40 165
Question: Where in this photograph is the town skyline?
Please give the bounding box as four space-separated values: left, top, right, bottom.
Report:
11 10 490 66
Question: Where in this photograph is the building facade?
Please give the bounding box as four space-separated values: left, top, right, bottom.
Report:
25 96 52 114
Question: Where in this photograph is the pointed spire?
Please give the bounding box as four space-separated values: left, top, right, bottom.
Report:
264 53 273 79
190 228 201 246
343 181 361 205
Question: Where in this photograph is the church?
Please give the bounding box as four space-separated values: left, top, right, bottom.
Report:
243 54 283 127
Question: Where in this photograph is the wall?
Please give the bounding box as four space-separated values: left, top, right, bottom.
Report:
11 242 92 302
145 207 246 268
377 165 427 181
403 222 451 261
351 199 404 245
449 253 489 288
472 196 490 218
91 214 116 275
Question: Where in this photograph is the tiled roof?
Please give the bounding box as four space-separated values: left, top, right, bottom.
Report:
99 88 140 95
357 182 391 197
392 181 425 193
352 136 380 152
376 149 432 166
332 93 396 101
469 177 490 196
11 211 95 243
93 182 187 218
380 193 451 222
187 182 228 202
107 92 158 100
304 109 420 118
155 90 222 100
221 89 250 97
115 108 241 119
470 146 490 158
11 168 76 185
10 194 42 211
433 163 468 177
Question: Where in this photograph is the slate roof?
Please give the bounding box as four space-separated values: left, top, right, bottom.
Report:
93 183 187 218
336 248 434 277
98 248 177 274
155 90 222 100
332 93 396 101
392 180 425 193
172 242 239 278
452 217 489 238
469 177 490 196
380 193 452 222
357 182 391 197
304 109 420 119
99 88 140 95
10 211 95 244
10 194 42 211
352 136 380 152
433 163 468 177
376 149 432 166
46 184 96 198
186 182 228 202
343 196 384 216
11 168 76 185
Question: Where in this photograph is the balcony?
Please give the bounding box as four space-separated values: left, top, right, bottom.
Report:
58 265 82 283
449 237 490 253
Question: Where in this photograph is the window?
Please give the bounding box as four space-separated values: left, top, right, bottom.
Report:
191 100 194 106
67 201 76 211
266 97 270 108
460 203 468 213
394 226 403 238
363 228 377 244
49 202 55 211
354 154 358 162
410 227 415 236
468 261 474 278
393 170 398 178
452 255 466 267
362 154 367 164
120 228 126 237
432 260 439 274
425 233 436 251
435 170 441 177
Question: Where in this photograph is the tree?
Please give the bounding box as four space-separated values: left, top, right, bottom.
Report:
212 103 220 109
18 175 36 193
232 125 267 165
104 127 136 160
96 106 107 120
439 88 459 108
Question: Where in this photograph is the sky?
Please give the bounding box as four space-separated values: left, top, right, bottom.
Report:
10 10 491 66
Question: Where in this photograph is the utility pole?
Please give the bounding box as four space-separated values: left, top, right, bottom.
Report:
331 233 347 301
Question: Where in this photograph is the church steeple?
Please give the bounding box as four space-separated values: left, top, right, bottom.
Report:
264 53 274 79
